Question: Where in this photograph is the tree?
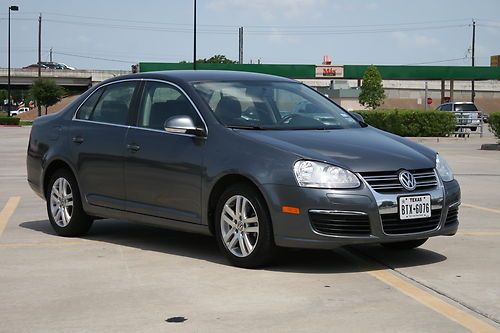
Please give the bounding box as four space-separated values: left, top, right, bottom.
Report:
29 79 65 116
359 65 385 110
0 89 7 103
180 54 237 64
0 90 7 112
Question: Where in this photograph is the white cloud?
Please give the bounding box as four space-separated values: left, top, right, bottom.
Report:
392 32 439 48
207 0 326 20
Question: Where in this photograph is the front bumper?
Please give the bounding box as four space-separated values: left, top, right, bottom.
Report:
265 178 460 249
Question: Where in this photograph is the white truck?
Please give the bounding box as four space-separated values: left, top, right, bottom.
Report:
10 107 30 116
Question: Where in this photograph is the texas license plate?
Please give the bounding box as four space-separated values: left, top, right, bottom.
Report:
399 195 431 220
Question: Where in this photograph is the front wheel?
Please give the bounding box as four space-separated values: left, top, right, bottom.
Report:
46 169 93 237
215 183 276 268
380 238 428 250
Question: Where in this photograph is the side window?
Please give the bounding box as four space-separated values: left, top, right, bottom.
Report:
137 82 203 130
274 88 308 116
76 89 104 120
442 104 452 111
83 81 136 125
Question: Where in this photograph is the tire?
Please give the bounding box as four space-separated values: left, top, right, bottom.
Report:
46 169 93 237
380 238 428 250
214 183 276 268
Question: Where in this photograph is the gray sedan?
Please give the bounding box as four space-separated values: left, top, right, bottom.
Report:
27 70 460 268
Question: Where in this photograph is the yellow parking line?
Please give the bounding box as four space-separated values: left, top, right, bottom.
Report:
0 196 21 237
367 269 499 333
459 231 500 237
462 203 500 215
0 240 91 249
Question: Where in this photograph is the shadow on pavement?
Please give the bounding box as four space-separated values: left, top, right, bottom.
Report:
20 219 447 274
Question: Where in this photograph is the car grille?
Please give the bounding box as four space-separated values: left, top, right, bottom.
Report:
309 211 371 236
381 209 441 235
445 206 459 226
360 168 438 193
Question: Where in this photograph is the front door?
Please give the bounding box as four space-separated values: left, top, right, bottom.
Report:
124 81 206 224
70 80 138 210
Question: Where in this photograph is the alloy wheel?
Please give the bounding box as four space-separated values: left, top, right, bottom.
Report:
220 195 260 257
49 177 74 227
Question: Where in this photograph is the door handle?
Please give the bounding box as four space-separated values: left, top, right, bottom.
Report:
126 143 140 152
72 136 84 144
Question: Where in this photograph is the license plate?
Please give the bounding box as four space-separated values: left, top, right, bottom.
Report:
399 195 431 220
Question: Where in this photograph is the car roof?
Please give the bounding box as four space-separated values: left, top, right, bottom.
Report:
105 70 297 85
438 101 475 105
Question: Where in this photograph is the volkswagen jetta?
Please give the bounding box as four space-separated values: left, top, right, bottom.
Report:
27 70 460 268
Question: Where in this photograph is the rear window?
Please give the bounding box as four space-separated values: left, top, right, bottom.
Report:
454 104 478 112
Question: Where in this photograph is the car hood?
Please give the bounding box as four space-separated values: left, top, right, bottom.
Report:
234 127 436 173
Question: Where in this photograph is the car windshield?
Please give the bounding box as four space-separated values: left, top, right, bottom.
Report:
192 81 361 130
454 104 478 112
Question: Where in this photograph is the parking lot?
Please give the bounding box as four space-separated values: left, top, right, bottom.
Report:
0 126 499 333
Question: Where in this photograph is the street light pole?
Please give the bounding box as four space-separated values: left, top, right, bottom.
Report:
193 0 197 70
7 5 19 117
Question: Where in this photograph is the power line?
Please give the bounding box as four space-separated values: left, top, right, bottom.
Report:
404 57 468 65
43 18 237 34
245 24 468 35
52 51 136 64
40 18 467 36
40 12 471 29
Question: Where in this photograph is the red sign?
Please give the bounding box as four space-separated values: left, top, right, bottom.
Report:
315 66 344 78
323 68 337 76
427 97 433 105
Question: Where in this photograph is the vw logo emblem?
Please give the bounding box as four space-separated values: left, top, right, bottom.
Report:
398 170 417 191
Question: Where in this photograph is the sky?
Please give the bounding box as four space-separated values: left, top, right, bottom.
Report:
1 0 500 70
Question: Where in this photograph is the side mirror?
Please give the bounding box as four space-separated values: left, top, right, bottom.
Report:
351 112 365 123
164 115 206 137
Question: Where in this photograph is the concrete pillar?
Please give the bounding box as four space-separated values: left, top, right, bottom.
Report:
449 80 454 102
441 80 445 104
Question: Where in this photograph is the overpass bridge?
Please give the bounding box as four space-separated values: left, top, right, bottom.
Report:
0 68 130 91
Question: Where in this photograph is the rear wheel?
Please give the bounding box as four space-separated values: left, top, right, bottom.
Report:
215 183 276 268
381 238 428 250
46 169 93 237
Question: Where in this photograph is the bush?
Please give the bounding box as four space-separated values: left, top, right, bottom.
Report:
489 112 500 141
354 109 456 137
20 120 34 126
0 117 20 125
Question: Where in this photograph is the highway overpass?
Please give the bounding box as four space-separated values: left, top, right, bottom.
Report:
0 68 130 91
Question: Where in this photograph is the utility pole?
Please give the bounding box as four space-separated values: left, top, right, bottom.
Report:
424 81 428 111
471 19 476 103
193 0 197 70
238 27 244 64
38 13 42 117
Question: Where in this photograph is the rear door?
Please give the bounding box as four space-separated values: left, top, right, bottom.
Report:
70 80 139 210
124 80 206 224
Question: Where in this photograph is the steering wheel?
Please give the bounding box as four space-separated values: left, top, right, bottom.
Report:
278 114 301 124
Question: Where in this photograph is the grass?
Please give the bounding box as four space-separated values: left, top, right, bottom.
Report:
20 120 34 126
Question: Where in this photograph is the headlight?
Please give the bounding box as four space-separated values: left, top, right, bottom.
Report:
293 160 360 189
436 154 454 182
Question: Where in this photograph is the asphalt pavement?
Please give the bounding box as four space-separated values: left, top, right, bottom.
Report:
0 126 499 333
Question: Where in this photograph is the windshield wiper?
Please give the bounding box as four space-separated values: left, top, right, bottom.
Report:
226 125 267 130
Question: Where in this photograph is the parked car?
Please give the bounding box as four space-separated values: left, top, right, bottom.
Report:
23 62 75 70
481 113 489 124
23 63 48 70
27 71 461 268
10 107 29 116
436 102 482 131
40 62 75 70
